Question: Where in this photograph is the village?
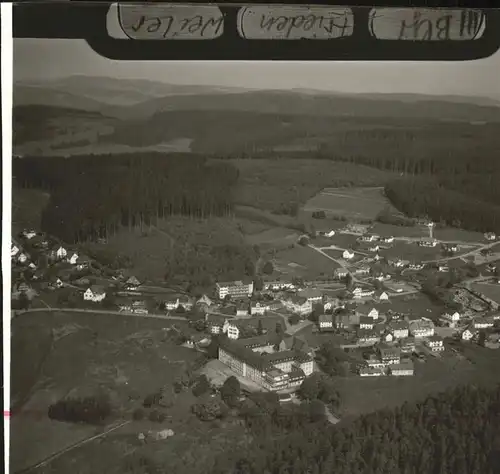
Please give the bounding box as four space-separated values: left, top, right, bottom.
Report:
11 219 500 397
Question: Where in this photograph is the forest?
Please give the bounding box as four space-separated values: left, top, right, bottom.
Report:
13 154 239 243
210 383 500 474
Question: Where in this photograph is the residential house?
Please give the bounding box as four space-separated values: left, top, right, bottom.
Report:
205 314 229 334
426 335 445 352
323 297 341 312
124 276 141 290
461 327 478 341
438 265 449 273
440 311 461 328
216 280 254 300
378 291 390 302
235 301 250 316
354 266 370 276
28 262 37 270
400 337 416 353
378 344 401 365
51 277 64 289
389 361 414 376
359 367 386 377
17 252 28 264
408 262 425 271
342 250 355 260
263 280 295 291
196 294 213 311
473 317 494 329
409 319 435 338
443 244 459 253
388 320 410 339
382 331 394 343
131 300 148 315
297 288 323 304
484 232 496 241
369 245 380 253
75 254 91 270
222 320 240 340
324 230 336 238
250 301 270 316
373 253 383 262
357 329 380 345
334 268 349 279
318 313 334 331
51 245 67 260
359 316 375 330
352 287 375 299
83 285 106 302
165 296 194 311
357 306 379 320
67 251 79 265
21 229 37 240
419 238 438 247
281 295 313 316
381 236 395 243
11 244 20 257
278 336 313 357
361 234 379 242
334 309 359 328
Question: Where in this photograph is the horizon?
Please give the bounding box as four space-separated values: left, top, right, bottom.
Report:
14 39 500 101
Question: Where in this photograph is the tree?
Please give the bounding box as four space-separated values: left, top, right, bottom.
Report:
220 376 241 407
298 374 322 400
298 236 309 246
254 276 263 292
275 322 284 337
262 261 274 275
288 313 301 325
18 291 30 310
308 399 326 422
192 375 211 397
257 319 264 335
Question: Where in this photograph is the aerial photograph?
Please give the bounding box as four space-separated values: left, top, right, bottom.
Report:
10 24 500 474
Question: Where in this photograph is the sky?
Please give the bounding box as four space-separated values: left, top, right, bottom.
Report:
14 37 500 99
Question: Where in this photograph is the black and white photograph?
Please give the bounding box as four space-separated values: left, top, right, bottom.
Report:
9 4 500 474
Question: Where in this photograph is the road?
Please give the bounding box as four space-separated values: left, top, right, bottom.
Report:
12 307 190 321
422 241 499 264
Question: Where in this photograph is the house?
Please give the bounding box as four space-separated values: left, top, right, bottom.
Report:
408 262 425 271
473 317 494 329
377 344 401 365
131 300 148 315
165 296 194 312
21 229 37 240
381 236 395 243
334 268 349 279
388 320 410 339
222 320 240 340
83 285 106 302
389 361 414 376
11 244 20 257
318 313 334 330
419 238 438 247
369 245 380 253
361 234 379 242
426 335 445 352
357 329 380 345
51 245 67 260
440 311 460 328
263 280 295 291
250 301 270 316
438 265 449 273
51 277 64 289
359 367 386 377
443 244 459 253
352 287 375 299
382 331 394 343
67 251 79 265
343 250 355 260
324 230 336 237
281 295 313 316
461 327 478 341
484 232 496 241
216 280 254 300
124 276 141 290
17 253 28 264
375 274 391 282
367 307 379 320
373 253 383 262
378 291 390 302
323 297 341 312
297 288 323 303
74 254 91 270
400 337 416 353
409 319 435 338
359 316 375 330
354 266 370 276
205 314 229 334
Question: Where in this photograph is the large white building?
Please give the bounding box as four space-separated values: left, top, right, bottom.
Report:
215 280 254 300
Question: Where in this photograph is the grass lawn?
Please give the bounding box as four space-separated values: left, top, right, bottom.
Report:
10 311 213 472
470 282 500 305
227 159 395 213
303 186 395 221
274 245 341 278
384 293 445 320
12 186 50 235
380 242 442 261
370 223 428 239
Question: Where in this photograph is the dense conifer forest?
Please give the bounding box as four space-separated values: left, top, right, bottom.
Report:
13 154 239 243
211 383 500 474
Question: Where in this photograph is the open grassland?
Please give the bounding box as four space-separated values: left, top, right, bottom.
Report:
303 186 397 221
225 159 395 213
470 282 500 305
11 311 241 474
333 346 500 417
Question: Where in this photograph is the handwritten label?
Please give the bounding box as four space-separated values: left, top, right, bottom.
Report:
369 8 485 41
117 3 224 40
237 6 353 40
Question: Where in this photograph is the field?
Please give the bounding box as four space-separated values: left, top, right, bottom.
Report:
380 242 443 262
11 311 245 474
225 159 395 213
334 344 500 417
273 245 341 279
380 293 445 320
303 186 397 221
470 282 500 305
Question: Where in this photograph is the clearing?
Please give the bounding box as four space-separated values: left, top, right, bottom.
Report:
469 282 500 306
11 311 245 474
303 186 397 221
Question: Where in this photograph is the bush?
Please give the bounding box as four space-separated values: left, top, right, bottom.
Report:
132 408 145 421
48 395 111 424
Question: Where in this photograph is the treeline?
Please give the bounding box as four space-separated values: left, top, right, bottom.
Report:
13 154 239 243
384 176 500 233
212 383 500 474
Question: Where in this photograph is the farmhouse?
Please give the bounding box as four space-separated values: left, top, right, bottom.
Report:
165 296 194 311
83 285 106 303
352 287 375 299
419 238 438 248
318 313 334 330
67 251 79 265
17 252 28 264
377 291 390 302
21 229 37 240
440 311 461 328
357 329 380 345
250 301 270 316
381 236 395 243
75 254 91 270
343 250 355 260
124 276 141 290
334 268 349 279
216 280 254 300
377 344 401 365
130 300 148 315
50 245 67 260
359 316 375 329
222 320 240 340
426 335 445 352
389 361 414 376
408 262 425 271
473 317 495 329
369 245 380 253
11 244 20 257
484 232 496 241
281 295 313 316
205 314 229 334
354 266 370 276
323 230 336 238
196 294 213 308
438 265 449 273
333 309 359 329
359 367 386 377
399 337 416 353
235 301 250 317
461 327 478 341
388 320 410 339
297 288 323 303
263 280 295 291
409 319 435 338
